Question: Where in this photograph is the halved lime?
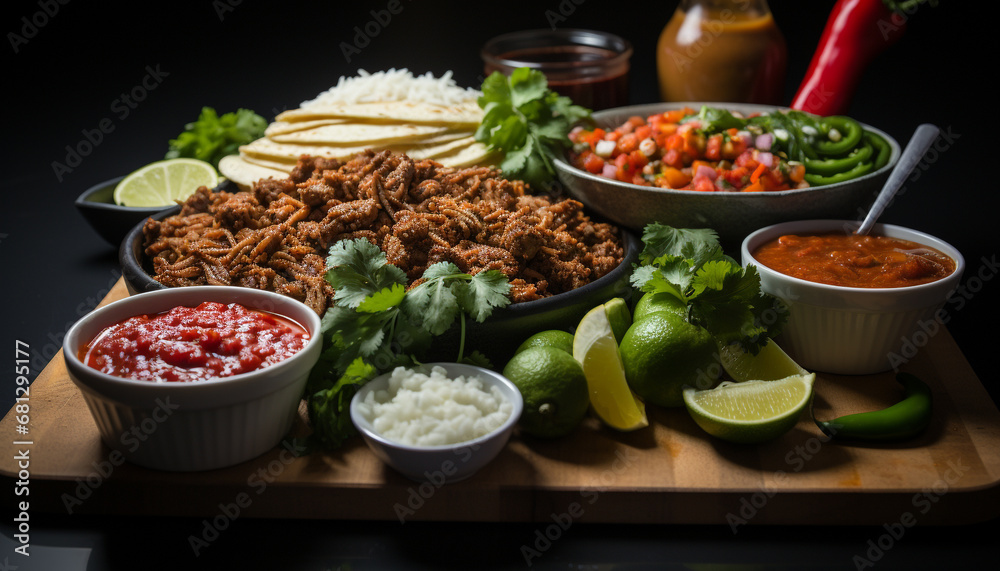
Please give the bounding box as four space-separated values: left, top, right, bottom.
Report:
114 158 219 207
682 373 816 444
573 304 648 432
718 338 807 382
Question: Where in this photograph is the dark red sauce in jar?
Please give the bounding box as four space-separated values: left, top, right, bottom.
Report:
78 302 310 382
487 46 630 110
753 233 957 288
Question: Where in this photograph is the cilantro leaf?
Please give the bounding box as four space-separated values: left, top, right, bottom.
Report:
357 283 406 313
166 107 267 169
325 239 407 308
458 270 512 322
304 246 511 452
631 224 788 355
475 69 591 189
298 357 377 453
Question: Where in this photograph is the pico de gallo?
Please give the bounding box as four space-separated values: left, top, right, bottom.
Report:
568 107 804 192
568 106 891 192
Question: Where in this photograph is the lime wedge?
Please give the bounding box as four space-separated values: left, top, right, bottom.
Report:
573 304 648 431
718 338 807 383
114 158 219 207
682 373 815 443
603 297 632 344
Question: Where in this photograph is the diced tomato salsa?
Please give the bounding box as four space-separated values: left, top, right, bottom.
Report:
568 107 807 192
79 301 310 382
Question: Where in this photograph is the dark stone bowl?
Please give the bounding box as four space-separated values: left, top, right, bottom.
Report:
75 176 174 247
120 210 640 368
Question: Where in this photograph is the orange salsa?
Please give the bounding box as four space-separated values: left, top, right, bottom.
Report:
753 233 956 288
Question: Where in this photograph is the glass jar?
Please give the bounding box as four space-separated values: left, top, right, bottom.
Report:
481 29 633 111
656 0 787 104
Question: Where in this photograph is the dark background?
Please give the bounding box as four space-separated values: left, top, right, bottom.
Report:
2 0 997 569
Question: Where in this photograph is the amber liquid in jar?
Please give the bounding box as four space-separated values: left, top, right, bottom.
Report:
657 0 787 104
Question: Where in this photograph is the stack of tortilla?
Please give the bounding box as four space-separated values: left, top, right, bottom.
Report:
219 70 495 189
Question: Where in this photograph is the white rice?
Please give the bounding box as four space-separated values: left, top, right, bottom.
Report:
300 68 481 108
357 365 513 447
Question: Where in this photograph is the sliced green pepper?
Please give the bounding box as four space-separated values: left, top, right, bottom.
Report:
865 131 892 171
814 373 932 442
803 159 874 186
803 141 874 176
813 116 864 156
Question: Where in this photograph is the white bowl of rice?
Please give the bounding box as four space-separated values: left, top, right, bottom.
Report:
350 363 523 483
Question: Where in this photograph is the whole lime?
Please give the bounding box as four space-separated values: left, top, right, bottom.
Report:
502 346 590 438
619 312 719 408
632 291 687 323
515 330 575 356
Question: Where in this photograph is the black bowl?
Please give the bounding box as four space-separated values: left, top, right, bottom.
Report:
76 176 175 247
121 212 640 366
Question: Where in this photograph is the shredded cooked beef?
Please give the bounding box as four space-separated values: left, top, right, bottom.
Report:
143 150 624 315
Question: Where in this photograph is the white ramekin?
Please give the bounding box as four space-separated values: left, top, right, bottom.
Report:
63 286 322 471
350 363 523 483
742 220 965 375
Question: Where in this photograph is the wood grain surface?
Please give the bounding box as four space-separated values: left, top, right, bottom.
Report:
3 278 998 525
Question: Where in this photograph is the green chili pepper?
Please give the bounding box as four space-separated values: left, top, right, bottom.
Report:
865 131 892 171
803 141 874 176
803 159 874 186
813 116 864 156
814 373 932 442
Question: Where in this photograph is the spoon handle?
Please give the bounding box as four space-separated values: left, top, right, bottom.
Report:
856 123 940 235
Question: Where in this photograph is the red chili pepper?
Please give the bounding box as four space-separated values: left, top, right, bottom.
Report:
791 0 917 116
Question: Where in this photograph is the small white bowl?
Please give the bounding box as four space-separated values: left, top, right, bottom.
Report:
350 363 523 483
63 286 322 471
742 220 965 375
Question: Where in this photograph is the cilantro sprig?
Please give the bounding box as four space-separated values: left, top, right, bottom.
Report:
298 239 511 452
630 224 787 355
475 68 591 190
166 106 267 169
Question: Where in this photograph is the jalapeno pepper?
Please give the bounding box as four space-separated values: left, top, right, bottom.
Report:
803 159 874 186
813 116 865 156
865 131 892 170
814 373 932 442
803 141 873 176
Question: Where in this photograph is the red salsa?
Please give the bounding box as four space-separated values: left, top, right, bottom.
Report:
753 233 956 288
79 301 310 382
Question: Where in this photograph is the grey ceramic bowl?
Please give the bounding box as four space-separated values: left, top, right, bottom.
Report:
350 362 523 483
553 102 901 249
76 176 174 247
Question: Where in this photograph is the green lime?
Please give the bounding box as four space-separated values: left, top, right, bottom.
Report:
502 346 590 438
619 312 719 408
114 158 219 207
718 337 808 382
515 330 575 356
632 291 687 323
683 373 816 443
603 297 632 344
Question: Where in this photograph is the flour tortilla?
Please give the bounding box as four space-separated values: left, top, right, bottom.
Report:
241 133 484 164
218 154 289 190
264 118 348 137
269 121 452 145
275 100 483 127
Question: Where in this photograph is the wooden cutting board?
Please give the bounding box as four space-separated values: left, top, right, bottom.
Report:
3 278 999 525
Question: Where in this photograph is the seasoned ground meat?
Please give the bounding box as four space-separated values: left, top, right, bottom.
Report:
143 150 624 315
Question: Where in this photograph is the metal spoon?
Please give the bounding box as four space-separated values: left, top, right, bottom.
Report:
855 123 940 235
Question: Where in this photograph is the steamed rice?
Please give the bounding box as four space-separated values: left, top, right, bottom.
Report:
357 366 513 447
300 68 481 108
